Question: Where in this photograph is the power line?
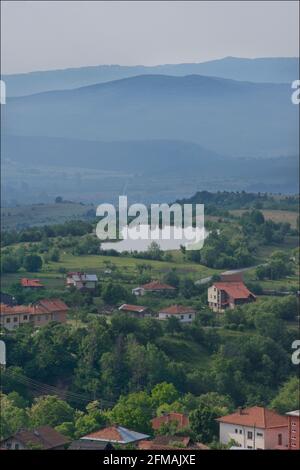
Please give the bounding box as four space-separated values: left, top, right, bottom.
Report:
2 369 115 407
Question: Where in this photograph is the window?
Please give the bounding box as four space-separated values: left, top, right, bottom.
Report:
278 434 282 446
189 314 192 319
6 443 11 449
15 443 19 450
37 315 41 321
235 429 238 434
14 317 18 322
239 430 242 434
247 431 253 440
257 432 263 437
247 446 253 449
6 318 10 323
180 315 184 319
23 315 28 320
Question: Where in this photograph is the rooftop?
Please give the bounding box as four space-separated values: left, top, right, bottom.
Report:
286 410 300 417
159 305 195 315
119 304 148 313
3 426 70 449
217 406 288 429
81 426 150 444
20 278 44 288
213 282 255 300
140 281 175 291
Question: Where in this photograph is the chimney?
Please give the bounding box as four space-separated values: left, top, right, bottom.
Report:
238 407 244 415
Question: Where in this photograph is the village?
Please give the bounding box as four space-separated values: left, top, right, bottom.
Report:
1 261 299 451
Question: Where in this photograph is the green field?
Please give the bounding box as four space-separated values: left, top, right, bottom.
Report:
1 202 95 230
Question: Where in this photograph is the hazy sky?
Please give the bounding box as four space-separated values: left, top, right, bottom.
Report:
1 1 299 74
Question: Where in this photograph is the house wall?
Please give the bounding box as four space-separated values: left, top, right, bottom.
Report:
158 312 195 323
1 438 27 450
288 415 300 450
264 426 288 449
32 310 67 327
1 313 30 331
219 422 265 449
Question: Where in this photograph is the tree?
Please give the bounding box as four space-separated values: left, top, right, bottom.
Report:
1 255 21 273
109 391 153 434
23 254 43 272
189 404 219 443
270 377 300 414
151 382 179 408
30 395 75 428
163 269 180 288
0 394 29 439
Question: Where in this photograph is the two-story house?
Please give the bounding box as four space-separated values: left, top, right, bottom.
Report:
217 406 288 449
208 281 256 312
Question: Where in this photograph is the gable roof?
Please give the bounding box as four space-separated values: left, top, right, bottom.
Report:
33 298 69 314
119 304 148 313
81 426 150 444
3 426 70 449
140 281 175 291
213 282 255 300
0 304 32 316
67 272 98 282
20 278 44 288
217 407 288 429
159 305 195 315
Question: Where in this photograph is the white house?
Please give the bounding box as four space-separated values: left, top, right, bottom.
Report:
132 281 176 297
217 406 288 450
158 305 196 323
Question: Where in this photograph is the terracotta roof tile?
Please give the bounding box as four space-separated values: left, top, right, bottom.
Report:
141 281 175 291
217 407 288 429
5 426 69 449
213 282 255 300
159 305 195 315
20 278 44 288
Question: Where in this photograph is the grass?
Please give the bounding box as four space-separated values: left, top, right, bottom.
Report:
230 209 299 228
1 202 94 230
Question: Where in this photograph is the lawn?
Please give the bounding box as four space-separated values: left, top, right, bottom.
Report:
230 209 299 229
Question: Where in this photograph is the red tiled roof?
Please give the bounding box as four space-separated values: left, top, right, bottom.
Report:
213 282 255 300
82 426 149 444
159 305 195 315
0 304 32 316
32 299 69 315
217 407 288 429
1 299 68 317
119 304 147 313
141 281 175 291
20 278 44 288
3 426 70 449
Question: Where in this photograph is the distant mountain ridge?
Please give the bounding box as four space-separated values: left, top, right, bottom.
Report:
3 74 298 157
2 56 299 97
